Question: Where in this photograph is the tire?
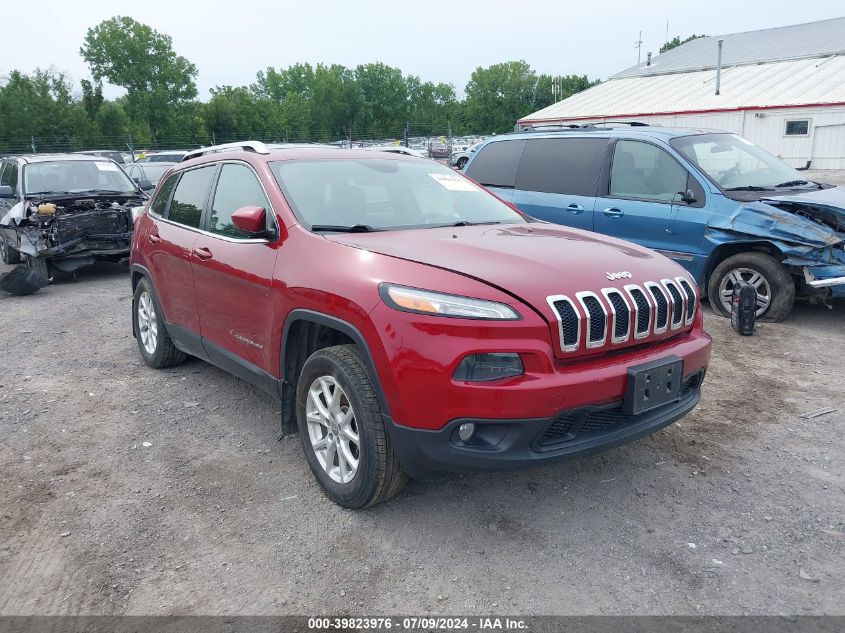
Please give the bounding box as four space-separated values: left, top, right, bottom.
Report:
133 277 187 368
707 252 795 322
296 344 407 509
456 157 468 170
1 234 21 264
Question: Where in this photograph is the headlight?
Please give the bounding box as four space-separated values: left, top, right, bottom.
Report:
379 284 520 320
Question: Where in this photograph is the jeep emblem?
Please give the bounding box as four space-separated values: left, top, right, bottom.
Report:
606 271 632 281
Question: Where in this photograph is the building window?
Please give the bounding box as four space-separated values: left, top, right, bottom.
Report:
785 120 810 136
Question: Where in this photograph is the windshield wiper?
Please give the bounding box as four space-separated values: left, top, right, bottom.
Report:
450 220 503 227
310 224 379 233
724 185 773 191
773 180 809 188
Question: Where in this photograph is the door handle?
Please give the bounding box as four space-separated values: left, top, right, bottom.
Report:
147 233 160 244
603 207 624 219
565 204 585 215
192 246 213 260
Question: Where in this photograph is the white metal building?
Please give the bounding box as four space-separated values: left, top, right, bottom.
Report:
519 17 845 169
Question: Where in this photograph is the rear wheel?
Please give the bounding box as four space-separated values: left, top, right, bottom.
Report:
133 277 187 368
707 252 794 321
296 344 407 508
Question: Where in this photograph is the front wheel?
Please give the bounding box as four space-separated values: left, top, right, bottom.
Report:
1 234 21 264
707 252 795 321
133 277 187 368
296 345 407 509
456 157 468 170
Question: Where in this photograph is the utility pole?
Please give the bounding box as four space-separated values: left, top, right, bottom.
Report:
403 122 409 148
31 136 36 153
635 31 643 64
127 131 135 161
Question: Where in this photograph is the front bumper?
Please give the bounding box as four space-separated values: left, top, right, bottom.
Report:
389 371 704 480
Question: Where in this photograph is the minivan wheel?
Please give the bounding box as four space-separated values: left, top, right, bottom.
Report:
707 252 795 322
133 277 187 368
456 157 468 170
296 344 407 509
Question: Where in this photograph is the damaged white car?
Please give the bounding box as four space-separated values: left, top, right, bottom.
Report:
0 154 148 278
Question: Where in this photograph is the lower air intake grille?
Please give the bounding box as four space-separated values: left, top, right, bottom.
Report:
537 373 703 449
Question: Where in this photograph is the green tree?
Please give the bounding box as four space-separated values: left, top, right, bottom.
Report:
80 16 197 145
463 61 538 133
660 34 706 54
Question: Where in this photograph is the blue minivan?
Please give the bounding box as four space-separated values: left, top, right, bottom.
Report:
464 125 845 321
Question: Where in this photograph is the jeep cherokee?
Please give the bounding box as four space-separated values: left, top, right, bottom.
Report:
130 141 712 508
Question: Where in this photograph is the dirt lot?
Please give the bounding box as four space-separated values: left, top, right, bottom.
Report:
0 261 843 616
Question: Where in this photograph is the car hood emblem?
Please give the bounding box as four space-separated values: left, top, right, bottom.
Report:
606 271 632 281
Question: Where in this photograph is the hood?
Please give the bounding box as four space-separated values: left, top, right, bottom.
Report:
708 187 845 248
326 223 690 313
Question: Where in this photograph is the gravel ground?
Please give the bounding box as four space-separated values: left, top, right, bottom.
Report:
0 261 843 616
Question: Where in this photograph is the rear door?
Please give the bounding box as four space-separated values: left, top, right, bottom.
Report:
193 161 280 377
464 139 526 203
144 166 216 337
510 137 607 231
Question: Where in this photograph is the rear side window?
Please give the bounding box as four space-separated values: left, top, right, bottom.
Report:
610 140 688 202
0 161 18 190
515 137 607 196
465 139 526 188
150 173 179 216
167 166 215 228
209 163 271 237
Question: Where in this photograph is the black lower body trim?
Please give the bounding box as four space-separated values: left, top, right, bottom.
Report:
388 372 704 480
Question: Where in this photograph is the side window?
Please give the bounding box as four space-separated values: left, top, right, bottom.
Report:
515 137 607 196
209 164 271 237
167 166 215 228
150 173 180 216
610 140 688 202
1 161 19 191
464 139 526 188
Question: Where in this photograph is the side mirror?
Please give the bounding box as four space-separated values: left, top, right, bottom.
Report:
678 190 697 204
0 185 14 198
138 179 155 191
231 205 274 237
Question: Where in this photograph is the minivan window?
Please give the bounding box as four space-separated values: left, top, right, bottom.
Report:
150 173 179 216
464 139 526 188
209 164 271 237
167 166 215 228
0 161 17 190
610 140 688 202
515 137 607 196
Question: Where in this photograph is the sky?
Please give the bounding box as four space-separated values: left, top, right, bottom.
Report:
2 0 843 99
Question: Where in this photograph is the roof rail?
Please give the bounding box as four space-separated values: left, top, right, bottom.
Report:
182 141 271 162
596 121 650 127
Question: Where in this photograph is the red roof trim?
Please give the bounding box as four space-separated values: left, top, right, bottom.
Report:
517 101 845 124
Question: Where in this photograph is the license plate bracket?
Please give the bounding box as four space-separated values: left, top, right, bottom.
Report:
623 356 683 415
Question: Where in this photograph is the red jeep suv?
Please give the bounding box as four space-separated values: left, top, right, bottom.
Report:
130 141 711 508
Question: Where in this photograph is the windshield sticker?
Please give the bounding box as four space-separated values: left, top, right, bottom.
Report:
95 162 120 171
428 172 476 192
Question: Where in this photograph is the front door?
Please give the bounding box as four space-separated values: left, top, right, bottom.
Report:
192 162 280 376
594 139 696 254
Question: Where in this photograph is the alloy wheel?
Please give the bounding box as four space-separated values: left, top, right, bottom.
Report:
306 375 360 484
718 267 772 317
137 291 159 355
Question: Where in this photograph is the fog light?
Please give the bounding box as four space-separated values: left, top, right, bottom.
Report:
458 423 476 441
452 353 524 382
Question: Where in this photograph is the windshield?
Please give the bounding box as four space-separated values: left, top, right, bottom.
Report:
671 133 811 191
271 158 525 231
139 164 174 181
24 160 138 195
